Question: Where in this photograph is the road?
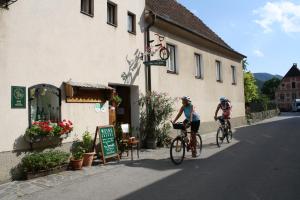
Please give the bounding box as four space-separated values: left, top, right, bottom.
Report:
23 113 300 200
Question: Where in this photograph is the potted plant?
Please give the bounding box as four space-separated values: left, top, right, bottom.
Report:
70 140 85 170
111 90 122 107
20 150 70 180
82 131 95 167
25 120 73 143
139 92 174 149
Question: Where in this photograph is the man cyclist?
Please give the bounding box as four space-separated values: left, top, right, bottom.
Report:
214 97 232 131
172 96 200 157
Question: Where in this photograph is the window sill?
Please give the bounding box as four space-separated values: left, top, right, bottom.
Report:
128 31 136 35
81 11 94 18
216 80 223 83
195 76 204 80
167 70 178 75
232 82 237 85
107 22 118 27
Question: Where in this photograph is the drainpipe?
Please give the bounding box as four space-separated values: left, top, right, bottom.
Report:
144 10 156 93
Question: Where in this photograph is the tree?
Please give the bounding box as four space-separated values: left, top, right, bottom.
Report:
261 77 281 100
242 59 249 71
244 71 259 103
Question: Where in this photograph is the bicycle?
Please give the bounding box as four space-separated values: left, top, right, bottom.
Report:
215 117 233 147
170 122 202 165
145 33 170 61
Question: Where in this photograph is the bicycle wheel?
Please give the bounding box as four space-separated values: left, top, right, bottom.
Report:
170 137 185 165
195 134 202 157
159 47 170 61
216 128 224 147
226 130 233 143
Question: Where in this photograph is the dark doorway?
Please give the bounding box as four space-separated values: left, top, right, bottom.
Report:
109 85 132 125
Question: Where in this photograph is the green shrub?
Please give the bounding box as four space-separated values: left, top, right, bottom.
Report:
21 150 70 173
82 131 93 153
139 92 175 143
71 140 85 160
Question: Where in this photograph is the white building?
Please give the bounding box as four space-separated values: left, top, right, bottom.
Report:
0 0 246 182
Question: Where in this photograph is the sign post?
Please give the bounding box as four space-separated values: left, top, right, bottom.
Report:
93 126 120 164
11 86 26 109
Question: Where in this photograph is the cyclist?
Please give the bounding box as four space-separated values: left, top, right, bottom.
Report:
172 96 200 157
214 97 232 131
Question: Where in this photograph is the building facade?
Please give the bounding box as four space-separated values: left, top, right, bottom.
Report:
275 64 300 111
0 0 146 182
146 0 246 128
0 0 246 182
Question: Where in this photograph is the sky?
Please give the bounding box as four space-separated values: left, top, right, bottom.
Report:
178 0 300 76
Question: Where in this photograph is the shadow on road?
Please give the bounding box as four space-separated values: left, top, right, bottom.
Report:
117 117 300 200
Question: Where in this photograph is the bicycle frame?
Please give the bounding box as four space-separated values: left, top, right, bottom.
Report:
145 34 166 56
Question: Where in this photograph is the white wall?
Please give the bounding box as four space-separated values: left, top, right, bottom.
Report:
0 0 146 152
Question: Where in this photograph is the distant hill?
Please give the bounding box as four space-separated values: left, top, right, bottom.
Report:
253 73 283 90
254 73 283 82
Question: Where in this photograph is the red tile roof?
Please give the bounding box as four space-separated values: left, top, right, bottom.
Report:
146 0 244 57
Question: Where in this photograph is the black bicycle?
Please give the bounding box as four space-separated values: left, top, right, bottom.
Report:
216 117 233 147
170 122 202 165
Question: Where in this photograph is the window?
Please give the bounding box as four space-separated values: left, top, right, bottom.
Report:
292 93 297 99
195 54 203 79
28 84 61 125
280 94 285 101
167 44 176 73
107 1 117 26
216 60 222 82
292 82 296 89
81 0 94 17
127 12 136 34
231 66 237 85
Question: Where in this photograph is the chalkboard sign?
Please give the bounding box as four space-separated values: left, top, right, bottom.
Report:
93 126 119 164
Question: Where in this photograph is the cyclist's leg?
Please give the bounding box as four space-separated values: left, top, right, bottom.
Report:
218 116 225 125
190 120 200 157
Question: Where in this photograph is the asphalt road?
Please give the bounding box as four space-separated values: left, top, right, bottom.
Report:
23 113 300 200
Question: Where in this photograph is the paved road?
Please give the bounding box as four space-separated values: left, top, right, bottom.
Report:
21 113 300 200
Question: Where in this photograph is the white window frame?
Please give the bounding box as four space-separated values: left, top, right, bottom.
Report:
231 65 237 85
195 53 203 79
167 44 177 73
216 60 222 82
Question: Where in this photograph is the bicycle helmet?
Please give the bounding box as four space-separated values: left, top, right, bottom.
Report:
181 96 191 102
220 97 227 102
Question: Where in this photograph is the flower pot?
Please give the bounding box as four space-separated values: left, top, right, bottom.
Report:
82 152 95 167
146 138 157 149
69 159 83 170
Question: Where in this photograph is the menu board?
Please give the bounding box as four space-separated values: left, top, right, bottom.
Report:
94 126 119 164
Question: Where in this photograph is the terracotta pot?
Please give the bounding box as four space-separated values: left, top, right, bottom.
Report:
69 159 83 170
82 152 95 167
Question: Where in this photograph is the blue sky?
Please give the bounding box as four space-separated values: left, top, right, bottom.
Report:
178 0 300 76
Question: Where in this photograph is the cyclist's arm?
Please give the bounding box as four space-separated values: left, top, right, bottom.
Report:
190 105 195 122
214 104 221 118
173 107 184 124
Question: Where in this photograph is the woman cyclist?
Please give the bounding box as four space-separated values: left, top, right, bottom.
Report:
172 96 200 157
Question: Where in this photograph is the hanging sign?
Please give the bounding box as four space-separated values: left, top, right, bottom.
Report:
143 60 166 66
92 126 119 164
11 86 26 109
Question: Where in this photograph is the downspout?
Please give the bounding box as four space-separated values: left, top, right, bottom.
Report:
144 10 156 93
